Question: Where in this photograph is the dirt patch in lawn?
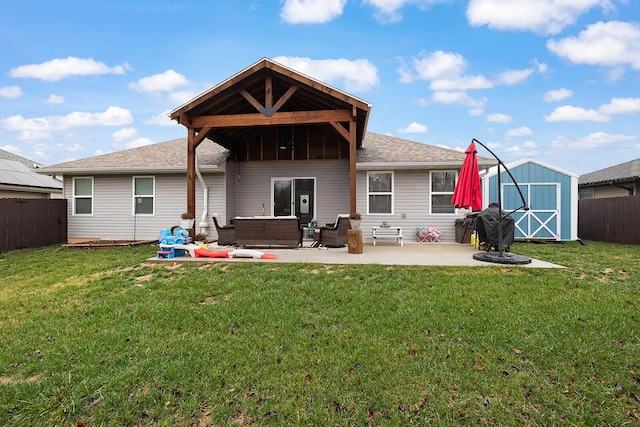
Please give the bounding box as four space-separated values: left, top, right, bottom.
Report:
0 374 41 385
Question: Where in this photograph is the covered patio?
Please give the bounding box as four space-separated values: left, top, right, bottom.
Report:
170 58 371 226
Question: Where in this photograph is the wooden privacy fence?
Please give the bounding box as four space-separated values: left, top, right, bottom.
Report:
0 199 67 253
578 196 640 245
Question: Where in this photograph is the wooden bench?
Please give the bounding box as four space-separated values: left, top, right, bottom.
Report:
372 226 403 246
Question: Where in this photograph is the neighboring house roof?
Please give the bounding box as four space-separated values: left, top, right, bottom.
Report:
357 133 495 170
0 158 62 192
0 148 43 168
578 158 640 186
36 138 228 175
37 132 493 175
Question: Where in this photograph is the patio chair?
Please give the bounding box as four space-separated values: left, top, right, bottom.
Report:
212 214 236 246
318 214 351 247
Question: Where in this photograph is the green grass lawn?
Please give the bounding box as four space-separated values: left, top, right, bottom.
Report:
0 241 639 426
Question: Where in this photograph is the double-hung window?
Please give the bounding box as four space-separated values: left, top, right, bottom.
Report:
367 171 393 214
73 177 93 215
133 176 154 215
430 170 457 214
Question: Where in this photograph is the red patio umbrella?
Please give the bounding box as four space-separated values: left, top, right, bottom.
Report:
451 141 483 211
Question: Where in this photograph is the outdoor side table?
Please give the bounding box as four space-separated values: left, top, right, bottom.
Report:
372 226 404 246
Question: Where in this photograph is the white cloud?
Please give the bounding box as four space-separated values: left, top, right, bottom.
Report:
64 143 85 153
430 75 493 91
505 126 533 139
545 105 608 122
547 21 640 70
144 111 179 126
545 97 640 122
1 106 133 132
430 91 487 108
605 66 626 82
273 56 379 92
9 57 129 81
554 132 638 149
168 90 202 106
404 51 544 90
496 68 534 85
486 113 512 123
397 121 429 133
504 140 537 156
44 94 65 104
0 85 23 99
364 0 450 23
112 127 138 142
412 51 466 81
599 97 640 115
113 138 154 150
280 0 347 24
467 0 613 36
16 131 52 141
0 144 21 154
128 69 189 93
543 88 573 102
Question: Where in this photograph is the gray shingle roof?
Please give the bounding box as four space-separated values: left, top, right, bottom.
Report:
578 158 640 186
358 133 494 168
37 138 228 174
37 132 491 175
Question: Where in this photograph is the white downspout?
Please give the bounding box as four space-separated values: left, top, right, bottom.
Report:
195 154 209 236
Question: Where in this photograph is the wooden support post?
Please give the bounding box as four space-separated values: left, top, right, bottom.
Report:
186 127 207 236
349 105 357 215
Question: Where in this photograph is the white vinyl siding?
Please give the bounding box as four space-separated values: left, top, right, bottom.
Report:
356 169 466 243
430 170 457 214
234 160 349 225
133 176 154 215
367 171 393 215
64 173 225 241
73 177 93 215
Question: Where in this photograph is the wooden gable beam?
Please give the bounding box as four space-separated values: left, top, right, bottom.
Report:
265 75 273 111
239 89 264 113
330 121 350 142
190 109 351 128
272 84 298 112
239 84 298 118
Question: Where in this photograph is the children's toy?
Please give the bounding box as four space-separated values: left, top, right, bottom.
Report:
159 226 191 245
157 226 192 258
228 249 278 259
157 226 277 260
416 226 441 242
194 247 231 258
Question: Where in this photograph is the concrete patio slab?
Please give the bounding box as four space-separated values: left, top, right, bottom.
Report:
146 241 563 268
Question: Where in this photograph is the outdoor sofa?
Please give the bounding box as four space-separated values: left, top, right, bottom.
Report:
233 216 302 248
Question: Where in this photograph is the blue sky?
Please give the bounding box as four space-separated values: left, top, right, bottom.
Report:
1 0 639 175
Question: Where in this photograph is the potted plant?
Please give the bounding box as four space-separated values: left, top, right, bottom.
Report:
194 233 207 244
180 212 195 229
349 213 362 229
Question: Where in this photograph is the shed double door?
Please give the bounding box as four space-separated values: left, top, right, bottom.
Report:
502 183 559 240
